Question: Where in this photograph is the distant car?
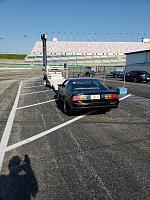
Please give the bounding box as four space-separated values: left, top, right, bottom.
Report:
57 78 119 115
84 69 95 77
112 69 125 79
125 70 150 83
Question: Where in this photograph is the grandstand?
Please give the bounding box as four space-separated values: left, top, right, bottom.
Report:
26 39 150 67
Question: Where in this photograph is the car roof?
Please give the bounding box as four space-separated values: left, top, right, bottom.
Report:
115 69 124 71
68 77 98 80
129 70 149 73
68 77 99 81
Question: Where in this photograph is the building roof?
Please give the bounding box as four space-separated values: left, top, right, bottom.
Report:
125 49 150 55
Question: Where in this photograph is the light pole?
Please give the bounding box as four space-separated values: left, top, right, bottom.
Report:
123 65 126 87
41 34 47 68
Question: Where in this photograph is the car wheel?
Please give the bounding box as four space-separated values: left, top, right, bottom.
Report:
63 100 73 115
57 93 61 101
99 109 106 114
134 78 137 83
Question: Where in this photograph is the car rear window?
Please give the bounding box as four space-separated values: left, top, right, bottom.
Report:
70 80 108 90
135 71 149 75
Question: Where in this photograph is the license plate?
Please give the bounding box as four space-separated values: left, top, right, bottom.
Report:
91 94 100 99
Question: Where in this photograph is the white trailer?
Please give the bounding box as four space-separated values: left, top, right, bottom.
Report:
43 66 66 91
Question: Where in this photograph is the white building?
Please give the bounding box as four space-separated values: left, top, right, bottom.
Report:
126 50 150 73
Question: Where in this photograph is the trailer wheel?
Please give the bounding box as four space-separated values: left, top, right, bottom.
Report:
134 78 137 83
45 79 50 87
43 75 47 81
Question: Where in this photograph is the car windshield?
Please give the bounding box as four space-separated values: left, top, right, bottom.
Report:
117 71 124 73
115 69 124 72
70 79 108 91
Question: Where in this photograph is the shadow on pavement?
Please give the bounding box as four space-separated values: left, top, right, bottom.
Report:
0 155 38 200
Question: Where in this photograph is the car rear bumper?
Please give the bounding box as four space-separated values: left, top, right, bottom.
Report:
116 75 124 78
71 101 119 111
140 77 150 82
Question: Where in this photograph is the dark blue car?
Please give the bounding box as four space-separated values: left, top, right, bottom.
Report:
112 69 125 79
57 78 119 115
125 70 150 83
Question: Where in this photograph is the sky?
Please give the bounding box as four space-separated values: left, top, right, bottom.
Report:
0 0 150 53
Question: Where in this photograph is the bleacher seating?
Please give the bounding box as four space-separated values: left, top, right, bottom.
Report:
26 40 150 66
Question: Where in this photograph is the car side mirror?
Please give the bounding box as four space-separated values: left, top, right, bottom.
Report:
58 84 66 87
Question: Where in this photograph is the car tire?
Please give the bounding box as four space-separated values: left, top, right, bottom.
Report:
57 93 61 101
134 78 137 83
63 100 73 115
99 109 106 114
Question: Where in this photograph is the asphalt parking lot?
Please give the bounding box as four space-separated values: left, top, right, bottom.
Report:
0 76 150 200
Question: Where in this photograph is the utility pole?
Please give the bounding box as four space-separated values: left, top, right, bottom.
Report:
64 63 68 79
41 34 47 68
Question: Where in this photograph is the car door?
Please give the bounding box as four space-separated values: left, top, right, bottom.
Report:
131 71 137 81
126 72 131 81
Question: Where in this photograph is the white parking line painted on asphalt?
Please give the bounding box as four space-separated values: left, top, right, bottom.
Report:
119 94 132 101
5 94 131 153
23 85 45 89
0 82 22 174
17 99 56 110
130 95 150 100
22 78 42 83
6 112 94 152
20 90 50 96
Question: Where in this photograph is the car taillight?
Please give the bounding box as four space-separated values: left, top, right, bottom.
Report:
71 95 87 102
105 94 118 99
71 95 80 101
